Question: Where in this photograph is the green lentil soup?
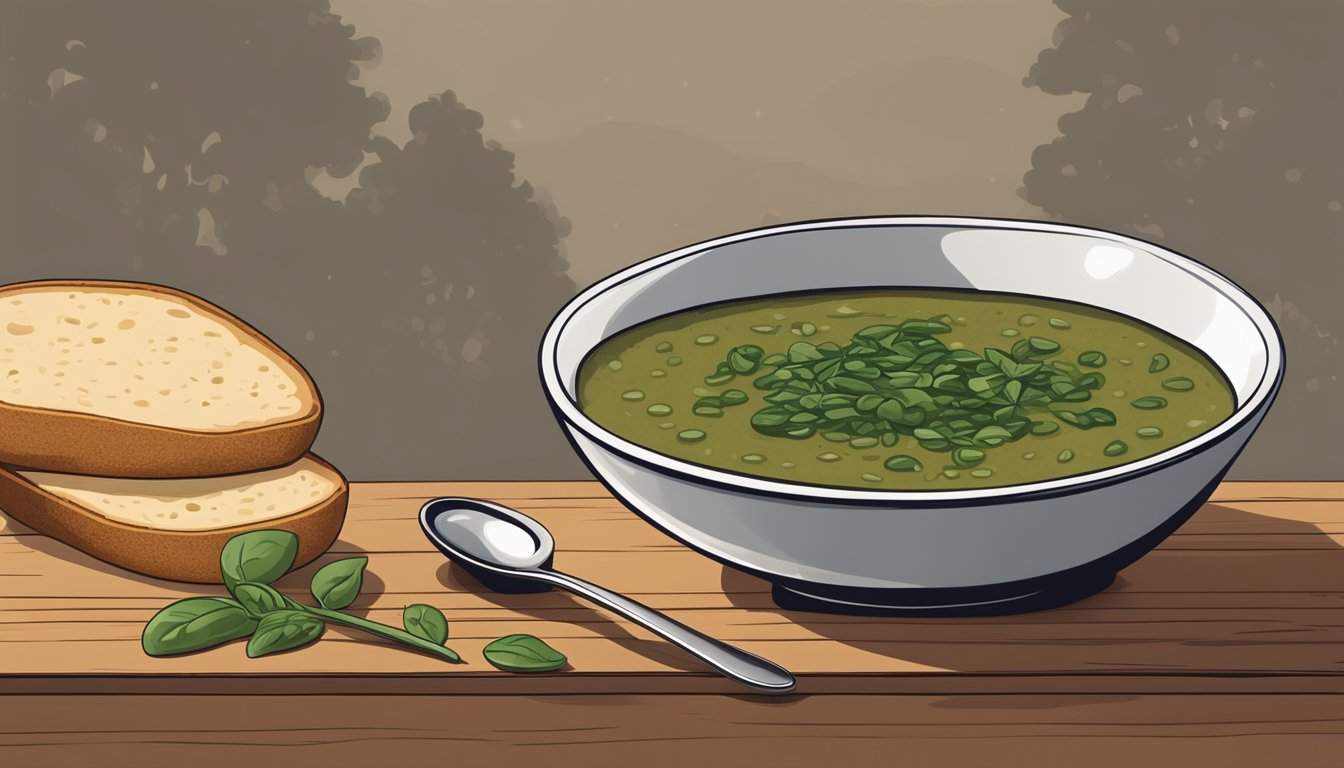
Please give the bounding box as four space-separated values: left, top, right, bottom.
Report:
577 290 1235 490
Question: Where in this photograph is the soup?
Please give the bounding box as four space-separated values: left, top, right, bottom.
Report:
577 289 1235 490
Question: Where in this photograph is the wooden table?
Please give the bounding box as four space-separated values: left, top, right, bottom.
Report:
2 481 1342 765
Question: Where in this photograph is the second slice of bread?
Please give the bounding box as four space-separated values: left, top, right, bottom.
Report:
0 455 347 583
0 280 321 477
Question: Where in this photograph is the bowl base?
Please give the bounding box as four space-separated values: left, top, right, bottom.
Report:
770 569 1116 616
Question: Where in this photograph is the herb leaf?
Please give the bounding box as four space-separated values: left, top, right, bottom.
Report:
483 634 567 672
246 610 325 658
708 320 1127 466
232 581 292 618
142 597 257 656
220 530 299 591
403 604 450 646
1162 376 1195 392
310 557 368 610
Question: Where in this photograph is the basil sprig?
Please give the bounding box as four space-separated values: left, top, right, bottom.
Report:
142 530 565 672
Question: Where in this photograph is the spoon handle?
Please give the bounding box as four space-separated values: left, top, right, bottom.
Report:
534 569 796 692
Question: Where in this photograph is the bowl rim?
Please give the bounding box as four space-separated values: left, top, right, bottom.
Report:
539 216 1285 505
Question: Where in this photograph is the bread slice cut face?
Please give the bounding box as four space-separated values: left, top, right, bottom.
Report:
0 455 348 583
0 281 320 476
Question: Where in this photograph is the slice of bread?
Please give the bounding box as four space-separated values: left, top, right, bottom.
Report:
0 280 320 477
0 455 347 583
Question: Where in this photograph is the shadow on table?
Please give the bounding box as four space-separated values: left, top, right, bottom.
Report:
276 537 377 591
435 561 704 672
4 524 382 596
3 517 219 592
718 504 1344 676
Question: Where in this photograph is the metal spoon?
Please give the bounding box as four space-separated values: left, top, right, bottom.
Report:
418 497 796 693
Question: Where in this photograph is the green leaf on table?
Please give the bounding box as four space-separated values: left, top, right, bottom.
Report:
483 634 567 673
142 597 257 657
220 530 299 591
402 604 449 646
141 530 472 667
310 556 368 610
232 581 291 619
245 610 325 658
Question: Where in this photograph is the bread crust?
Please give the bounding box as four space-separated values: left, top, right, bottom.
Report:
0 454 348 583
0 280 321 477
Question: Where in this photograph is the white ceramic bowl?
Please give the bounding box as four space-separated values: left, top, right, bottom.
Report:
540 217 1284 615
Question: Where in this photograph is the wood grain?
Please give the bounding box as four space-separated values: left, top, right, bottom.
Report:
2 482 1343 696
1 694 1342 768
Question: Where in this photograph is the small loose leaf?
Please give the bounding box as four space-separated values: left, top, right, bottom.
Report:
971 425 1013 447
692 397 725 417
1054 409 1090 429
952 447 986 468
1082 407 1117 427
142 597 256 657
233 581 290 619
727 346 762 375
1053 407 1115 430
719 388 749 406
483 634 567 672
676 429 707 443
310 557 368 610
1074 373 1106 390
403 604 450 646
1030 420 1060 436
1025 336 1062 357
1077 351 1107 368
220 530 299 591
246 610 325 658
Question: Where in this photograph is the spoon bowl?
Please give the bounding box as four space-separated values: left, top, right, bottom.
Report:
420 497 554 593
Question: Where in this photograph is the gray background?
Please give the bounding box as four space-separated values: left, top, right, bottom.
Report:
1 0 1339 479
